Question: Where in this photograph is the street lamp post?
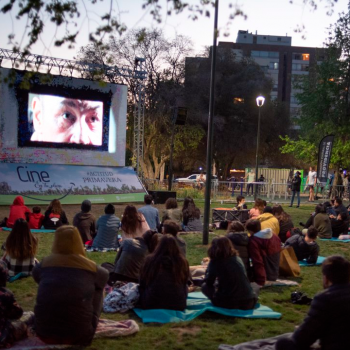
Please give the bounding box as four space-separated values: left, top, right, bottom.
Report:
254 96 265 199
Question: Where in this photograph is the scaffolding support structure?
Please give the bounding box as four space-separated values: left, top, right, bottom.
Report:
0 48 147 173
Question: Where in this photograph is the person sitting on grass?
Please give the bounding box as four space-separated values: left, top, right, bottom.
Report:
276 255 350 350
73 200 96 244
226 221 250 274
107 230 159 285
272 205 294 243
42 199 69 230
138 234 189 311
258 206 280 236
138 194 160 231
121 205 150 239
6 196 31 228
246 219 281 286
330 212 349 238
202 236 258 310
284 226 320 264
249 198 264 219
183 205 203 232
33 226 109 346
162 220 187 256
0 260 30 348
2 219 38 278
334 197 349 218
28 206 44 230
313 204 332 239
233 195 247 210
92 204 120 250
161 198 183 227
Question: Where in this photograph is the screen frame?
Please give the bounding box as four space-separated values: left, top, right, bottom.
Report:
16 72 112 151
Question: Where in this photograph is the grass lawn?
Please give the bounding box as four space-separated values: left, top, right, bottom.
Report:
0 202 349 350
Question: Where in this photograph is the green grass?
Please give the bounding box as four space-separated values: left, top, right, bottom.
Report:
1 203 349 350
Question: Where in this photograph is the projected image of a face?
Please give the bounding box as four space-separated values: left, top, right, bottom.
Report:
29 93 103 146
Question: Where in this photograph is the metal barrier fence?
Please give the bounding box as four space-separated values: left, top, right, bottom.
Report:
143 179 350 203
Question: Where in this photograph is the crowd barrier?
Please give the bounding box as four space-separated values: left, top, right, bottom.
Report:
143 178 349 204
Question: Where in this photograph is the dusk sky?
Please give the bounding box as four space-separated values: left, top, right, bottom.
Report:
0 0 348 60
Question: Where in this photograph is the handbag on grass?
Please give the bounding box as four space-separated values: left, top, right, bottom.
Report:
279 247 300 277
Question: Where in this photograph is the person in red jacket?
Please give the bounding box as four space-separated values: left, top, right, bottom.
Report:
28 207 45 230
246 219 281 286
6 196 31 228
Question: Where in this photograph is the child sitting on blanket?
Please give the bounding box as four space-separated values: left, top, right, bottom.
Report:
202 236 258 310
162 220 187 257
28 206 44 230
284 226 320 264
138 235 189 311
0 260 30 347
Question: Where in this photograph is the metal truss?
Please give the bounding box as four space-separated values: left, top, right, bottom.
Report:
0 48 146 172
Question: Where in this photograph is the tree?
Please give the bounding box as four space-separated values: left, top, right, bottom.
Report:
185 47 292 177
0 0 338 54
281 5 350 171
78 29 205 179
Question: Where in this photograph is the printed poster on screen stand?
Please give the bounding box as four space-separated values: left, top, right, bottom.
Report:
0 164 147 205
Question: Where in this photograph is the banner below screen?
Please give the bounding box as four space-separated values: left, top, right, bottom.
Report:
0 164 147 205
317 135 335 183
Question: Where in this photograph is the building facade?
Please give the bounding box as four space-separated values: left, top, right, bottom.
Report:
218 30 325 127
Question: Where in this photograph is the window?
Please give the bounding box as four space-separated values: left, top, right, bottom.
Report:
251 51 279 58
292 53 302 60
269 52 279 58
302 53 310 61
260 51 268 57
272 84 278 91
269 62 279 70
277 37 281 41
292 63 309 71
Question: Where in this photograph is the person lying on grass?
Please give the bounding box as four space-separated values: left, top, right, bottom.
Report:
276 255 350 350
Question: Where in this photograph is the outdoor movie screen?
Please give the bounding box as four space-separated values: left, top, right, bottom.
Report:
28 93 104 147
0 68 127 166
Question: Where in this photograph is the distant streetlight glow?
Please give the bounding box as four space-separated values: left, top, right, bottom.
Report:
256 96 265 107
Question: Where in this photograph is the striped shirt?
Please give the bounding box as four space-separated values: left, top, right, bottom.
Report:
92 214 120 249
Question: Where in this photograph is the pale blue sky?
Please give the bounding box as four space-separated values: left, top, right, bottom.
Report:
0 0 348 60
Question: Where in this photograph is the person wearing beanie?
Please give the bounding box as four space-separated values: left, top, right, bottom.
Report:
33 226 109 346
73 200 96 243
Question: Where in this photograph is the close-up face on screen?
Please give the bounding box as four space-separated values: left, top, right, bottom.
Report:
28 93 103 146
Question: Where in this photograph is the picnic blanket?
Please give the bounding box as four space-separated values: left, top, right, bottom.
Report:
133 292 281 323
263 279 299 288
10 319 139 349
299 256 326 267
1 227 55 233
320 237 350 243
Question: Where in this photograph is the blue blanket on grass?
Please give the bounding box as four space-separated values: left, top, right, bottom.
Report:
299 256 326 267
1 227 55 233
320 237 350 243
133 292 281 323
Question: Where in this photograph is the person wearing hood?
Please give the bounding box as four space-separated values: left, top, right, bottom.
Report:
73 200 96 244
33 225 108 346
28 206 44 230
6 196 31 228
258 206 280 236
226 221 250 273
246 219 281 286
138 234 189 311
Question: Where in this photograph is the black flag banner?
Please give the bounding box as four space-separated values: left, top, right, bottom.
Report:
317 135 335 183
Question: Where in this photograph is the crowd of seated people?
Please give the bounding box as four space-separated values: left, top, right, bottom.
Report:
2 193 350 348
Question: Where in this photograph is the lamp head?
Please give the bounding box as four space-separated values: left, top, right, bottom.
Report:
256 96 265 107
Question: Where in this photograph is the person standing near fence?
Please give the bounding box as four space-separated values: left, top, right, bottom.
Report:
289 171 301 208
245 170 255 196
306 167 317 202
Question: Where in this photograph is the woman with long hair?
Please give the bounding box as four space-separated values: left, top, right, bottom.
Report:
161 198 183 226
272 205 294 243
249 198 265 219
121 205 149 239
313 204 332 239
3 218 38 277
202 236 257 310
138 234 189 310
33 225 108 346
42 199 68 229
